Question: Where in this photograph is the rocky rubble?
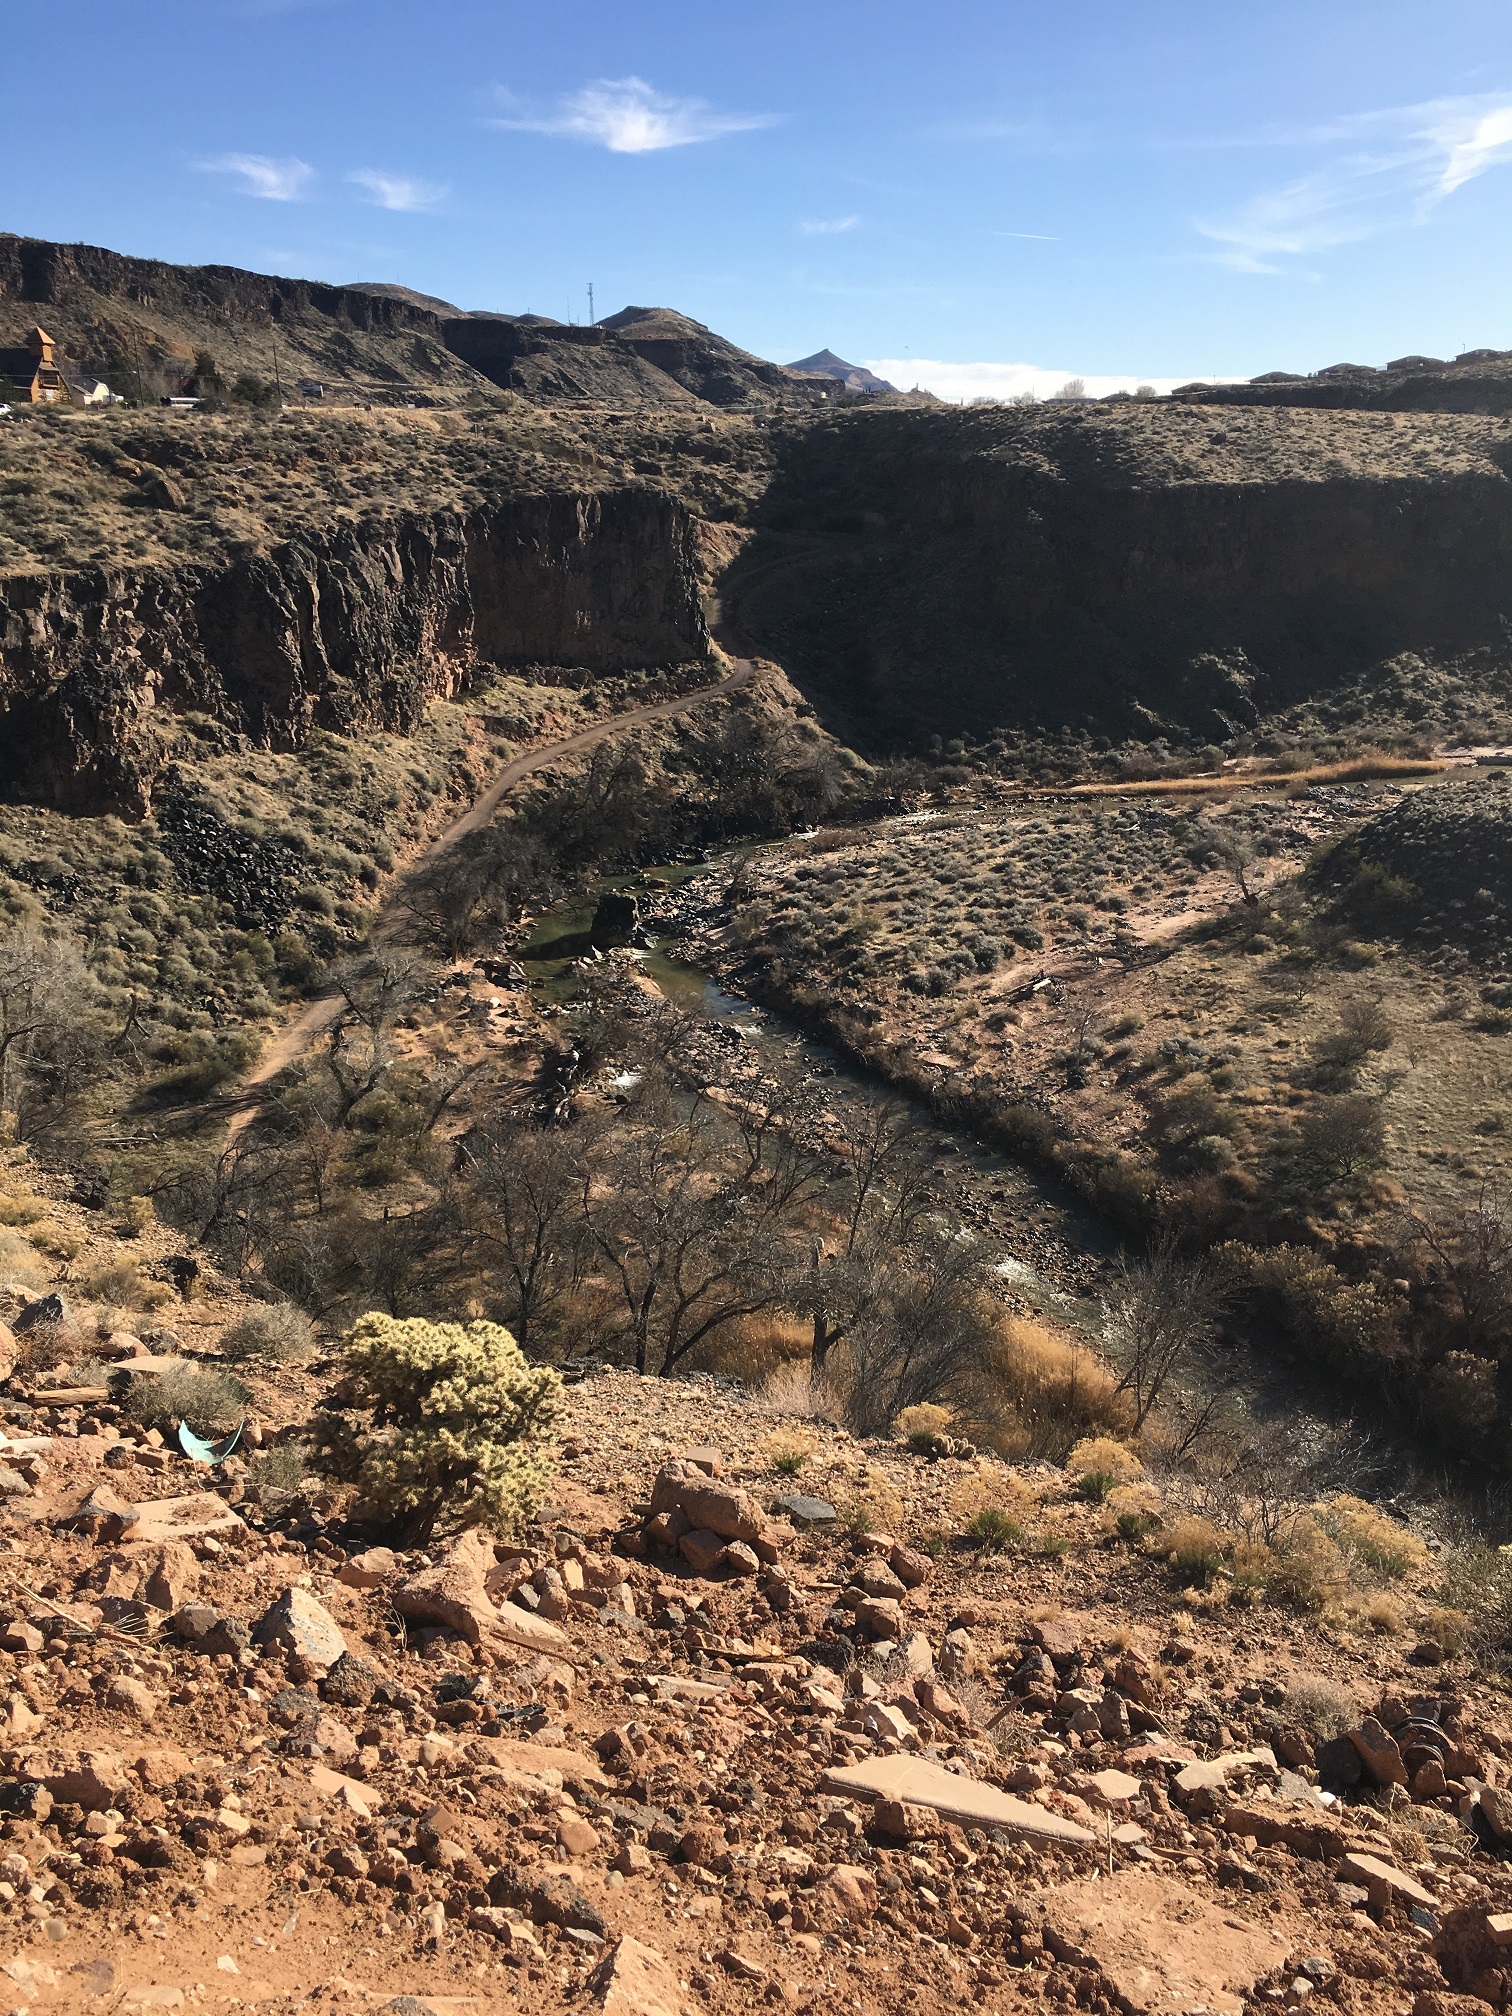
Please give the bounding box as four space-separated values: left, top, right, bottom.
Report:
0 1342 1505 2013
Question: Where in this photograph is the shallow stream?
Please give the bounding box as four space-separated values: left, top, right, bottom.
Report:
520 861 1113 1336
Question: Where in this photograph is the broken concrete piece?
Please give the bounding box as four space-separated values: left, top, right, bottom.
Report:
16 1747 129 1811
1084 1769 1142 1806
854 1595 903 1638
852 1558 907 1601
770 1493 838 1530
1348 1717 1408 1787
716 1540 760 1576
819 1864 876 1920
677 1480 765 1543
821 1753 1095 1845
338 1547 398 1591
677 1529 724 1575
310 1764 374 1818
475 1738 611 1793
1042 1872 1289 2016
1173 1748 1276 1797
1032 1616 1086 1664
888 1543 931 1588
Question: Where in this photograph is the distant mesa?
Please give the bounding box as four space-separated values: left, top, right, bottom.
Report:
787 348 897 396
1173 342 1512 414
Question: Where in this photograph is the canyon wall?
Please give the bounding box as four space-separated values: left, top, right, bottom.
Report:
0 486 708 811
720 404 1512 746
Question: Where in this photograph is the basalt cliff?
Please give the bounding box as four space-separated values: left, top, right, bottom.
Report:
0 486 706 812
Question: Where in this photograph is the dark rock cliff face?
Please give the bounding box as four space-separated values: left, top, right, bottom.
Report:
0 487 707 812
723 406 1512 747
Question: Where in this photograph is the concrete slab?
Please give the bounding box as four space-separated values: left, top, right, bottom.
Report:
115 1494 246 1546
819 1753 1095 1846
1339 1851 1436 1908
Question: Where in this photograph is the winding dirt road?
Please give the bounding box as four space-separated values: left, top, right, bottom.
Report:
223 659 756 1138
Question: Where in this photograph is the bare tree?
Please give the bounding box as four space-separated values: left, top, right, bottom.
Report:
397 826 554 961
833 1097 936 1259
840 1230 991 1437
1297 1093 1385 1182
316 952 421 1125
462 1114 593 1354
1210 823 1259 906
1403 1189 1512 1361
1106 1235 1221 1431
581 1107 792 1375
0 927 105 1135
796 1097 937 1372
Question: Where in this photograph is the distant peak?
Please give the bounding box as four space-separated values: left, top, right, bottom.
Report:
787 349 897 394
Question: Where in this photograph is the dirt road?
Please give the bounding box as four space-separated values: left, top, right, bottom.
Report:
224 660 756 1137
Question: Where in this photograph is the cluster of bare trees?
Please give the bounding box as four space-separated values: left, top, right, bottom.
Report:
456 1045 1003 1426
151 968 1012 1433
0 928 119 1144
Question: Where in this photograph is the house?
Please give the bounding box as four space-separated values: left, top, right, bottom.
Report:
66 372 122 406
0 327 71 404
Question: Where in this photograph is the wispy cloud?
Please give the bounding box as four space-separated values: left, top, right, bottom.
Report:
492 76 776 154
800 215 859 236
347 169 448 212
987 230 1059 241
1197 93 1512 272
864 359 1219 402
197 152 313 201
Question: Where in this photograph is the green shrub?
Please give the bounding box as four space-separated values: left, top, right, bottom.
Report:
965 1506 1021 1551
220 1301 316 1366
1076 1470 1120 1503
125 1363 251 1437
312 1314 561 1543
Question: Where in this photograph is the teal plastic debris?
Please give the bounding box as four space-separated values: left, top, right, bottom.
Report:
177 1419 245 1465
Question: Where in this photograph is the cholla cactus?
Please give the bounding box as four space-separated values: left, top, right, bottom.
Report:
314 1314 561 1542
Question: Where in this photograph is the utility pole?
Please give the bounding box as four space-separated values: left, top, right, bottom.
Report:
588 281 595 325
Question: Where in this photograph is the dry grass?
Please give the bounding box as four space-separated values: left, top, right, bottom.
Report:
1065 1435 1144 1483
761 1427 820 1475
1284 1674 1357 1739
684 1310 810 1385
74 1257 172 1313
757 1358 846 1424
893 1402 958 1446
1316 1495 1431 1581
0 1229 47 1288
973 1315 1132 1462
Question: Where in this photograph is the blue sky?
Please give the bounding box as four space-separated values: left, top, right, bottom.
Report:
9 0 1512 394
